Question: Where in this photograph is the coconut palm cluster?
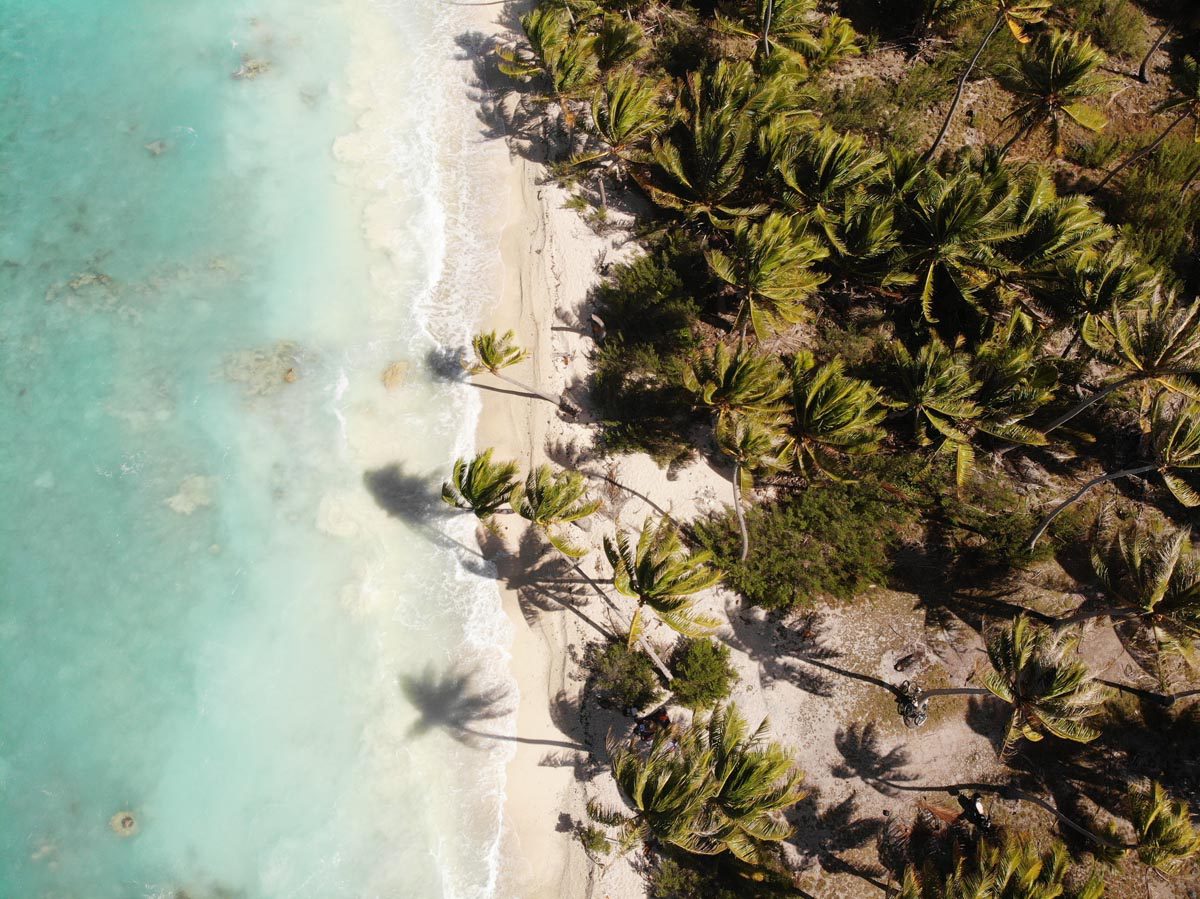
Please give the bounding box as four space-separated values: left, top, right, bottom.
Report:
442 0 1200 894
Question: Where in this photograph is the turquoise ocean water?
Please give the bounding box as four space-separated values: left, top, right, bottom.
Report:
0 1 513 896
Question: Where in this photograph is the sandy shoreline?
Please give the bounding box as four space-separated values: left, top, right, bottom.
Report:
475 151 592 897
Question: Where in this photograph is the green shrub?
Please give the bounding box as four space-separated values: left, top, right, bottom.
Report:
590 236 706 463
669 639 738 709
1053 0 1148 59
696 478 917 610
1065 132 1124 169
1110 139 1200 285
578 824 610 855
649 855 728 899
648 851 796 899
585 641 662 710
940 476 1055 571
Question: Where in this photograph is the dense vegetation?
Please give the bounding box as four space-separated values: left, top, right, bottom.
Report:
450 0 1200 894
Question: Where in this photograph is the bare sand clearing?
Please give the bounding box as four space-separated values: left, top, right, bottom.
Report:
461 15 1054 899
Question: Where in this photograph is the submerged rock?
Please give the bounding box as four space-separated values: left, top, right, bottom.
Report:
165 475 213 515
381 361 409 390
232 56 270 79
109 811 138 837
219 341 305 396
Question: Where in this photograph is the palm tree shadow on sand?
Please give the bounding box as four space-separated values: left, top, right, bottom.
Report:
399 662 584 751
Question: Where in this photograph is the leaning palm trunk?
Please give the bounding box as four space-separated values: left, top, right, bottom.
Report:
560 546 674 682
923 12 1006 161
1036 374 1138 436
1027 464 1158 548
490 369 579 416
1137 23 1173 84
875 779 1129 850
1093 108 1191 192
732 462 751 562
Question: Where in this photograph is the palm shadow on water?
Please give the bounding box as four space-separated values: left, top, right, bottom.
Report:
362 463 492 569
400 662 584 751
452 16 560 166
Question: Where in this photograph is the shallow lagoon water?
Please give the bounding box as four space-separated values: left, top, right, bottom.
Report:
0 2 511 896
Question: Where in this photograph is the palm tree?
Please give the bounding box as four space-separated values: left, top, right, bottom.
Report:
702 704 807 865
790 351 885 478
1043 247 1157 357
594 14 644 71
796 16 859 73
642 62 780 225
998 172 1113 301
706 212 829 339
715 414 791 561
894 171 1022 326
1096 55 1200 192
884 339 1045 487
826 200 901 280
763 125 884 251
591 704 806 862
497 5 599 139
1041 292 1200 437
511 464 602 558
1130 781 1200 873
982 616 1109 755
441 449 519 524
467 330 578 415
884 340 985 486
574 71 667 185
900 617 1110 753
923 0 1053 161
998 30 1110 157
1029 398 1200 547
896 831 1090 899
604 516 723 648
971 327 1059 433
510 463 676 681
591 727 716 854
1082 519 1200 679
682 342 790 425
715 0 819 63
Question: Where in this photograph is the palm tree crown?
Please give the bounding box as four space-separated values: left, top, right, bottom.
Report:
511 464 601 557
441 449 519 523
593 704 805 862
707 212 829 339
790 351 885 477
604 516 723 646
703 704 807 865
1091 519 1200 658
1131 781 1200 873
682 342 790 424
468 330 527 376
999 29 1110 156
982 615 1109 752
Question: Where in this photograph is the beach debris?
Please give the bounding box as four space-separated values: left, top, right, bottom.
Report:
109 811 138 837
381 360 409 390
589 313 606 345
232 55 271 79
144 140 169 157
283 367 298 383
165 475 213 515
